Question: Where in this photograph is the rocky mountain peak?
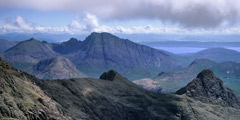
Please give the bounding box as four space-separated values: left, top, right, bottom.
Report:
176 69 240 108
27 37 39 42
68 37 79 43
86 32 119 43
196 69 215 79
29 37 36 40
99 70 122 81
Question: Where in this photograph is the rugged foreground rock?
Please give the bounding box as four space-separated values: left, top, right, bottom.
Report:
176 69 240 109
0 57 240 120
34 70 188 120
0 58 68 119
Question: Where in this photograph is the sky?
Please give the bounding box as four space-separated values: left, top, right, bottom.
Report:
1 0 240 35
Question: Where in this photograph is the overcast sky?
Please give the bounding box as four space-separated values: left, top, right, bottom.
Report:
1 0 240 34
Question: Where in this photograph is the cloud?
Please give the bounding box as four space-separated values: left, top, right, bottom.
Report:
0 16 71 34
1 0 240 28
14 16 34 31
82 13 99 31
1 15 240 34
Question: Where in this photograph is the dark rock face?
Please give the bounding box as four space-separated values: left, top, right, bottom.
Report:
176 69 240 108
99 70 119 81
30 56 86 80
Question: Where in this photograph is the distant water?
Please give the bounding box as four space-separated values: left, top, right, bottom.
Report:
154 47 240 54
227 47 240 52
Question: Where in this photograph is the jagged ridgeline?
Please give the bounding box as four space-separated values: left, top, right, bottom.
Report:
3 32 189 80
1 57 240 120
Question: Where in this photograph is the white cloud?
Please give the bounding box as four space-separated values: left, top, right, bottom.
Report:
1 0 240 28
82 13 99 31
1 15 240 35
15 16 34 31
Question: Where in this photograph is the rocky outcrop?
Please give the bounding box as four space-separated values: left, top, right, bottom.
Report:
30 56 86 80
99 70 119 81
176 69 240 108
0 57 69 119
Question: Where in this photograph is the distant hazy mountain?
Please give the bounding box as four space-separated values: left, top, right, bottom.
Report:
0 39 18 51
190 48 240 63
4 38 58 71
140 41 240 48
0 33 88 43
30 56 86 80
134 59 240 98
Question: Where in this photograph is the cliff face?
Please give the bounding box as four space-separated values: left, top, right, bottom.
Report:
0 58 68 120
176 69 240 108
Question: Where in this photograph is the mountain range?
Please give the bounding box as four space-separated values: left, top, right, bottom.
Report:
2 32 190 80
2 32 240 81
187 48 240 63
1 57 240 119
134 59 240 98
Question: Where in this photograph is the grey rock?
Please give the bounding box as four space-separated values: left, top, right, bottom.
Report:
99 70 119 81
176 69 240 108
